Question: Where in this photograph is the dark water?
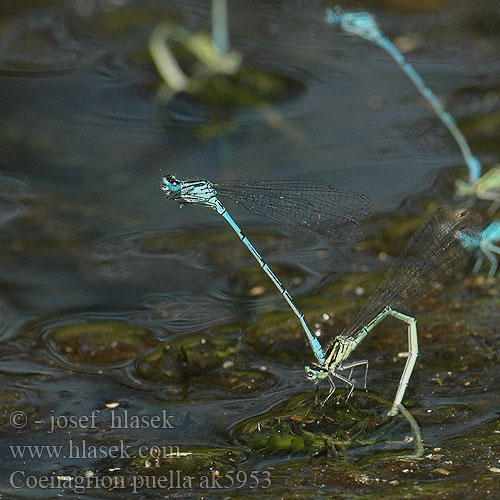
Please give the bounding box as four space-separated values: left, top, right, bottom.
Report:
0 0 499 498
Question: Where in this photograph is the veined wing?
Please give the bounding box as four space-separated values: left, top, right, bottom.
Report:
339 205 482 341
215 180 374 242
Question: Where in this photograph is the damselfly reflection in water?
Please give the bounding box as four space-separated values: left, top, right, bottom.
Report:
161 175 373 364
306 206 482 416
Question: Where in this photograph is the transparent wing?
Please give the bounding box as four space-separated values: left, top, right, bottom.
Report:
215 180 374 242
340 206 482 340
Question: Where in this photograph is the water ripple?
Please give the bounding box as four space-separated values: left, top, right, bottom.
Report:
93 227 211 275
0 13 104 75
0 173 30 226
138 291 244 337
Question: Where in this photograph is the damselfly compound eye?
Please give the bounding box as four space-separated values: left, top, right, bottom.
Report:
162 175 182 193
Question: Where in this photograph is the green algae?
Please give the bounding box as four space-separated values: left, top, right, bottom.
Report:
244 417 500 499
180 66 303 108
44 321 158 368
234 391 423 458
132 333 275 398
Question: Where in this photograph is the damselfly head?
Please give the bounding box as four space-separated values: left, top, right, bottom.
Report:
305 364 329 383
161 177 218 208
162 175 183 200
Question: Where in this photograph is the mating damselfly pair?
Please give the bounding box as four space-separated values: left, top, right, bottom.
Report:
162 175 482 415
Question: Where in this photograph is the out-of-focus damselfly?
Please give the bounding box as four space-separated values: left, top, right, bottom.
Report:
326 7 482 184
